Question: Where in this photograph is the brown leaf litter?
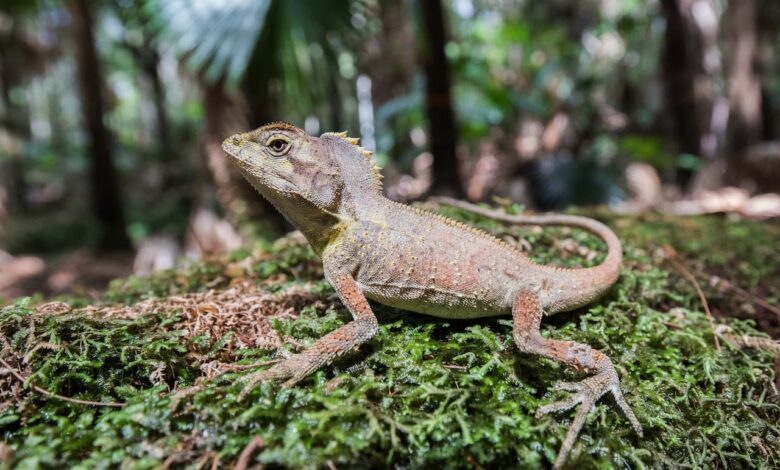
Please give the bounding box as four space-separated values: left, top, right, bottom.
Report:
3 278 336 408
34 278 333 357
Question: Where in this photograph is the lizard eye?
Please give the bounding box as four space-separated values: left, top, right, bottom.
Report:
266 137 291 156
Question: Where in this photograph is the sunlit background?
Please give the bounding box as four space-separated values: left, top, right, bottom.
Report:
1 0 779 299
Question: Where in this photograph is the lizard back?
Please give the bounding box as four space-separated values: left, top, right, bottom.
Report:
344 201 531 318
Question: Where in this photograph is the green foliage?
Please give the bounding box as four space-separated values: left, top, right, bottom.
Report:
144 0 274 86
1 212 779 468
145 0 355 123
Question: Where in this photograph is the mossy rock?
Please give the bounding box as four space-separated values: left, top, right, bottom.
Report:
1 207 778 469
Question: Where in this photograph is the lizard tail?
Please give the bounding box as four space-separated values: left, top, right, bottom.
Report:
431 197 623 299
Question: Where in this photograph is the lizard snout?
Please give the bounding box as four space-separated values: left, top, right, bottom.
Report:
221 134 243 158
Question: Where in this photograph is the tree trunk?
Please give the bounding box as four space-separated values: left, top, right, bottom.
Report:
359 0 416 192
241 15 274 130
133 41 179 191
328 70 342 131
419 0 463 198
0 22 31 213
726 0 763 154
660 0 719 188
143 47 171 157
69 0 131 251
203 81 248 220
362 0 416 104
202 80 282 234
755 7 775 142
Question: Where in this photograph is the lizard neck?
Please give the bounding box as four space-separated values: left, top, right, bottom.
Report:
253 186 345 256
312 191 390 253
297 209 346 255
285 189 387 256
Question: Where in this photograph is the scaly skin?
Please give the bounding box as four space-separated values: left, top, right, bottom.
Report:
222 122 643 468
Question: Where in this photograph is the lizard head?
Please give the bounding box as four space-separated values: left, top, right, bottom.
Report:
222 122 381 217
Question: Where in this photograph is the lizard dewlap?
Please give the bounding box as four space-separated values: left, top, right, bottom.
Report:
222 122 642 469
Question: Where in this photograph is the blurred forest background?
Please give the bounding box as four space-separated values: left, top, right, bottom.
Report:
1 0 780 299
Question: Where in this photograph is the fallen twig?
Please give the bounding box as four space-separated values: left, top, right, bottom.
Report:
706 275 780 320
716 325 780 356
0 357 125 408
661 246 721 352
233 436 266 470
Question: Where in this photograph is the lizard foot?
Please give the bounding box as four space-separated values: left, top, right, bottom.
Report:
536 368 642 469
237 354 315 400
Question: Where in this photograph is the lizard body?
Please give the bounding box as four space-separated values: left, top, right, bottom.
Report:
324 199 619 319
222 123 642 468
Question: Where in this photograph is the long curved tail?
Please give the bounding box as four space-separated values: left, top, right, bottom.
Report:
432 197 623 311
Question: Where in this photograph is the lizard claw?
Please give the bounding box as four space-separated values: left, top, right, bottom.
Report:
538 368 643 469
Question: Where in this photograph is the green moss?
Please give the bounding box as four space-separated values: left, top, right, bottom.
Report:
1 210 778 469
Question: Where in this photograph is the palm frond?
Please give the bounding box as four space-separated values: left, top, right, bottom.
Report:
143 0 272 87
143 0 354 96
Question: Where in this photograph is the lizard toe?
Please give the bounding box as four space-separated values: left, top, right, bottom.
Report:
609 384 643 436
237 363 293 401
536 392 584 417
281 373 307 388
541 370 642 469
237 353 323 399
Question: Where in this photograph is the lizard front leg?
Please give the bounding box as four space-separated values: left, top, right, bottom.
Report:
239 270 378 397
512 290 642 468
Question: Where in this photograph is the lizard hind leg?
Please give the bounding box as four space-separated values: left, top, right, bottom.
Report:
511 290 642 469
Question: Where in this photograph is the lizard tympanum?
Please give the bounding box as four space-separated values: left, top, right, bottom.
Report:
222 122 643 468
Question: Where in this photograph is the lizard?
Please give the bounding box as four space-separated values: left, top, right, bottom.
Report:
222 122 643 468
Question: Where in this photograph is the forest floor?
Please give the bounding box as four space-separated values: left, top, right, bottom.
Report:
1 204 779 469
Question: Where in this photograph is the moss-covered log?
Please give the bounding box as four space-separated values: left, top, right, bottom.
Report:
1 208 778 468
